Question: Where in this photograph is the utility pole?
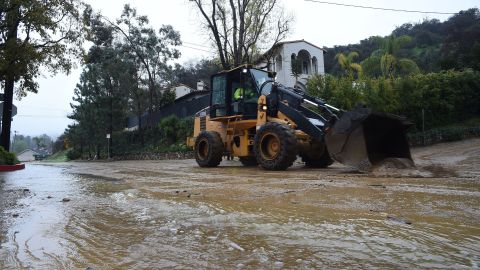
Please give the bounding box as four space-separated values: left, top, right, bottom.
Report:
12 130 18 151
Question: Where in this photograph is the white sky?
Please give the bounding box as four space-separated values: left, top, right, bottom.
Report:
10 0 479 138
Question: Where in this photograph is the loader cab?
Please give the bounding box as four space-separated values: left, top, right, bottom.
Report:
209 66 274 120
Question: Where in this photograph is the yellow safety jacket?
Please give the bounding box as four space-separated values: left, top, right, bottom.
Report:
234 87 255 100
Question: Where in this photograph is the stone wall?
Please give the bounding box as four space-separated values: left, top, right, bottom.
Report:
112 151 194 161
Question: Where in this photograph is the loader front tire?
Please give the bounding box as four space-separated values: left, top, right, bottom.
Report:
194 131 224 167
254 123 297 170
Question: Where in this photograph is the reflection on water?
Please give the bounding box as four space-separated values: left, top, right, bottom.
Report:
0 163 479 269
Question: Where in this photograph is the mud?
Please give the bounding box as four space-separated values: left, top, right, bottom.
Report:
0 138 479 269
0 181 29 247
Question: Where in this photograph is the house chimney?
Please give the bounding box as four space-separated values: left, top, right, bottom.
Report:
197 80 204 91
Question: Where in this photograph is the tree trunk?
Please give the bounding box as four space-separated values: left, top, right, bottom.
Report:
137 100 144 146
1 76 15 151
96 144 100 159
148 84 154 128
1 6 20 152
80 141 84 158
108 83 113 158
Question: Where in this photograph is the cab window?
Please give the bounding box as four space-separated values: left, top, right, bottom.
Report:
211 74 227 117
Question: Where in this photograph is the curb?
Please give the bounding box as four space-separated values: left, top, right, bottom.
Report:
0 164 26 172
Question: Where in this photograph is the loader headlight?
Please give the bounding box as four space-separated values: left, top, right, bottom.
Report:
262 105 268 111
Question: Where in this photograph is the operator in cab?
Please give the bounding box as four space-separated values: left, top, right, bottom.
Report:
233 86 255 101
233 79 258 102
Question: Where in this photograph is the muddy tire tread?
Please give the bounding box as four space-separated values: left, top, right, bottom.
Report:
254 122 297 170
194 131 224 167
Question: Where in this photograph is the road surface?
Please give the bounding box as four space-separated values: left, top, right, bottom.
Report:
1 139 479 269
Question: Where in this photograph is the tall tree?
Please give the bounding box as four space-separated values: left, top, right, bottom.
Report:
67 5 182 157
0 0 84 151
173 59 221 88
440 8 480 70
191 0 293 69
361 35 420 78
104 4 181 125
68 43 132 157
380 35 420 78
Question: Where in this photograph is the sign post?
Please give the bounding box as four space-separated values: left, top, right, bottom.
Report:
106 133 111 159
0 102 18 117
0 102 18 134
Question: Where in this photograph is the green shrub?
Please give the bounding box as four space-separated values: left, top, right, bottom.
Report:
0 146 19 165
66 149 82 160
158 115 194 145
408 121 480 146
469 126 480 136
306 70 480 131
106 115 194 156
439 128 465 142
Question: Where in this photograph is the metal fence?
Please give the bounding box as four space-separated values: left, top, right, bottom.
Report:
127 95 209 129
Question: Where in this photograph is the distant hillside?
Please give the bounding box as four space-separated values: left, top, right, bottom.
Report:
324 8 480 76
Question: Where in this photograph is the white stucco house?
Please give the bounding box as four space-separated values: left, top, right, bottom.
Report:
172 84 195 100
172 81 207 100
256 39 326 91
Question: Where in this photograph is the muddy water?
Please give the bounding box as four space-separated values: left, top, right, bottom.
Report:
1 141 480 269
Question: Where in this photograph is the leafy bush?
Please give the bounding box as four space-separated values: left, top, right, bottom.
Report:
108 115 194 156
0 146 20 165
395 69 480 129
408 121 480 146
66 149 82 160
306 70 480 131
46 150 69 162
158 115 193 145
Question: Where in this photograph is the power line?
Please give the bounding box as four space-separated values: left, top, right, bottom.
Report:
183 41 211 49
16 114 69 118
179 44 215 53
18 105 69 112
304 0 456 15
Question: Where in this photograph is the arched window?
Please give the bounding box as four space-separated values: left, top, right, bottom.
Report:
297 50 311 74
276 55 282 71
312 57 318 74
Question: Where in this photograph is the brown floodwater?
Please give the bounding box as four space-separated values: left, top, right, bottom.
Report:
1 139 479 269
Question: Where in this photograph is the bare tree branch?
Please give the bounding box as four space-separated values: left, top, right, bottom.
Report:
191 0 292 69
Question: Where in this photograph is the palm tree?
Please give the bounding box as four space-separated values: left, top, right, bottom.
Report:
335 51 363 78
380 35 420 78
290 58 302 87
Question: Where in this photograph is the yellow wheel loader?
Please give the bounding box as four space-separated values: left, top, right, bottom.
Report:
186 65 413 170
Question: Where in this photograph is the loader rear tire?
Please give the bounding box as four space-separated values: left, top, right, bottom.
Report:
254 122 297 170
194 131 224 167
239 157 258 166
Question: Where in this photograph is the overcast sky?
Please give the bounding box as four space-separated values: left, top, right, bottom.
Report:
10 0 479 138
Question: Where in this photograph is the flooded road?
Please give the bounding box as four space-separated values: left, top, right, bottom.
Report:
1 139 480 269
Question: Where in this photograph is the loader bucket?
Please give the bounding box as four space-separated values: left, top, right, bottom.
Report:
325 106 413 170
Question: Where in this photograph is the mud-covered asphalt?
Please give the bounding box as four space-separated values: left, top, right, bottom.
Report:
1 139 479 269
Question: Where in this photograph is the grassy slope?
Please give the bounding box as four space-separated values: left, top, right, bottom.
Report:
45 150 69 162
